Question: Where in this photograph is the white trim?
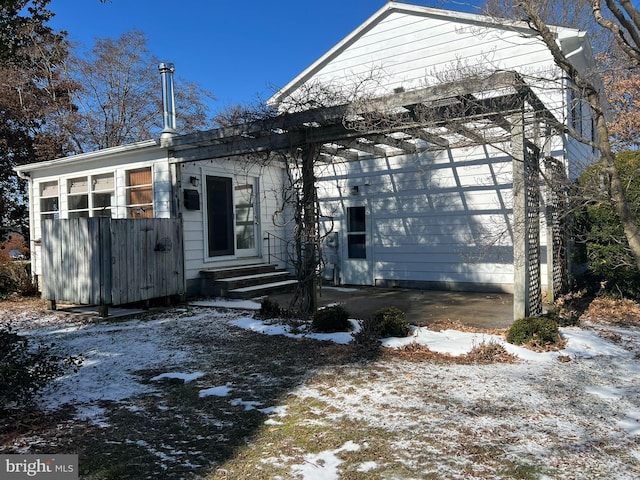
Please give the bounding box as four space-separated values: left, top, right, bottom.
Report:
201 168 235 262
14 139 161 177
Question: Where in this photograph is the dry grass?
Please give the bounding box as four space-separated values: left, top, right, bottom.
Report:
463 339 518 364
0 295 47 317
519 336 568 353
387 339 517 364
581 297 640 327
427 318 507 336
1 293 639 479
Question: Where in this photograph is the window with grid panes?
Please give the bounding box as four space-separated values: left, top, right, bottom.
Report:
39 181 59 220
126 167 153 218
67 177 89 218
91 173 114 217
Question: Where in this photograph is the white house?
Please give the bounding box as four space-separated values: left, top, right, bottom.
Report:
15 2 598 317
268 2 597 294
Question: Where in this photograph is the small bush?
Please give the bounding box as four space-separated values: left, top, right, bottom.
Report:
258 299 283 319
0 261 37 300
506 316 560 346
353 316 383 354
371 306 410 338
464 339 516 364
312 305 351 333
0 325 82 410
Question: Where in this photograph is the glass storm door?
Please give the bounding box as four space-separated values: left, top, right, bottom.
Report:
206 176 234 257
234 182 258 257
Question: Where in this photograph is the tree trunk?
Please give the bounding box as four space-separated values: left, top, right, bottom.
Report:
300 145 318 314
518 0 640 270
593 110 640 270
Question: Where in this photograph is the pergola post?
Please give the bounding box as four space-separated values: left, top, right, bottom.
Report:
512 109 543 320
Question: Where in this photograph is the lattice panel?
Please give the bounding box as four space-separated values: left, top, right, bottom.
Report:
546 158 568 298
525 149 542 317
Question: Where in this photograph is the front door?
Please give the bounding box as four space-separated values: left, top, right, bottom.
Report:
234 182 259 257
206 175 234 257
341 205 373 285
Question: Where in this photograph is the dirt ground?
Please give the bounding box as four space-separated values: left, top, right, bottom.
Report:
0 293 639 479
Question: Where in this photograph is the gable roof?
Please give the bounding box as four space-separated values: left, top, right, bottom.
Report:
269 1 591 105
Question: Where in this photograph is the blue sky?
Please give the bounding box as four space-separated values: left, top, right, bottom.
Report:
48 1 480 115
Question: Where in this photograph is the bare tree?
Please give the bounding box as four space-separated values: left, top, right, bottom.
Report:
60 30 215 153
508 0 640 270
0 1 75 240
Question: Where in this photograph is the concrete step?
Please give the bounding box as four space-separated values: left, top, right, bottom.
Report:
200 263 295 298
216 271 292 292
227 279 299 300
200 263 277 280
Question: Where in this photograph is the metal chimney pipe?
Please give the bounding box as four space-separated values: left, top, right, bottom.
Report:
158 62 177 138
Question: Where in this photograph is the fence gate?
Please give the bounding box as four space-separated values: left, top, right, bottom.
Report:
41 218 184 315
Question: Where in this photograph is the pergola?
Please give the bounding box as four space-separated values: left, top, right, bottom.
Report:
162 70 568 320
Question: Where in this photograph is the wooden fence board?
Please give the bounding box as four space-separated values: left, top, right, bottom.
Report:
41 218 184 307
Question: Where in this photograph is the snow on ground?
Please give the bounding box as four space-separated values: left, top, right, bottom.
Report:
5 304 640 478
230 317 359 345
290 441 361 480
221 317 640 478
16 308 242 424
188 299 261 310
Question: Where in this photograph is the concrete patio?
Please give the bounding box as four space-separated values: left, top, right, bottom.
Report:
266 286 515 330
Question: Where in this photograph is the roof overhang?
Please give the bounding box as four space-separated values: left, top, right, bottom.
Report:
14 139 162 178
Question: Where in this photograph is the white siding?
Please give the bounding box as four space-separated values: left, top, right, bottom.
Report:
318 146 549 291
284 10 565 119
178 159 287 284
317 14 550 85
285 7 575 291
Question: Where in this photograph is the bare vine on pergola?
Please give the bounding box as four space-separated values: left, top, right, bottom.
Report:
164 70 561 317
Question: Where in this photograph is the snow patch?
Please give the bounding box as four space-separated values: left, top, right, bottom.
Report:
290 441 361 480
230 398 263 411
150 372 205 383
199 385 232 398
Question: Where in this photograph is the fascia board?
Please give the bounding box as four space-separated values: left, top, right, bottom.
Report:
14 139 162 177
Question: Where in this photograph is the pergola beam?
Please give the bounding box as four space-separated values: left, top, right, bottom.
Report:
163 71 559 321
164 70 530 157
168 95 535 163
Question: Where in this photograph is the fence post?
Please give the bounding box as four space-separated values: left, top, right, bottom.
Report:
98 218 109 317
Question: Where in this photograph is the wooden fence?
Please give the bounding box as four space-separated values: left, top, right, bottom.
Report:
41 218 184 314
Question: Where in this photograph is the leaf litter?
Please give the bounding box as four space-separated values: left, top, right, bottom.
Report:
0 297 639 479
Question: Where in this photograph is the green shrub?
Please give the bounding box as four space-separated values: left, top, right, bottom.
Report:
506 316 560 346
371 306 410 338
312 305 351 333
0 325 82 410
258 299 283 319
353 316 384 357
575 151 640 300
